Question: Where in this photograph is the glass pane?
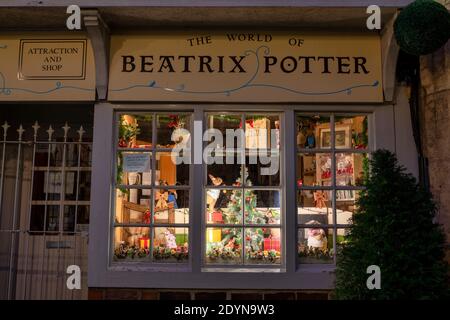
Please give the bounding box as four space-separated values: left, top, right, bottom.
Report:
49 144 64 167
206 189 242 225
153 227 189 263
32 171 61 201
245 228 281 264
30 205 45 232
116 151 151 185
75 205 90 232
156 114 191 148
156 152 189 186
335 153 367 187
207 155 243 186
45 205 60 232
207 114 241 139
113 227 151 262
296 114 331 149
205 228 242 264
297 190 333 224
115 188 151 224
118 114 152 149
246 155 280 186
64 171 91 201
153 189 189 224
335 228 351 259
336 190 361 225
296 153 331 187
63 206 76 232
245 115 280 150
244 190 281 225
335 115 368 149
298 227 333 264
66 143 92 167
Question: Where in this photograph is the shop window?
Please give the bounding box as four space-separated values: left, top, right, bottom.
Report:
296 113 369 264
204 113 282 267
113 112 191 264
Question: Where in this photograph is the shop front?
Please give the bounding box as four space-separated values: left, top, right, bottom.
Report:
87 30 417 293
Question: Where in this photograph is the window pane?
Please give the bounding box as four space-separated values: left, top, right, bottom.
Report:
156 152 189 186
154 189 189 224
63 206 76 232
156 114 191 148
244 190 281 225
206 189 242 225
205 228 242 264
117 151 152 185
245 228 281 264
207 114 241 138
32 171 61 201
298 227 333 264
336 190 362 225
247 155 280 186
153 227 189 263
66 143 92 167
75 205 90 232
115 188 151 224
207 155 242 186
113 227 151 262
297 190 333 224
118 114 152 149
335 115 368 149
297 153 331 187
297 114 331 149
335 153 367 187
245 115 280 150
335 228 351 259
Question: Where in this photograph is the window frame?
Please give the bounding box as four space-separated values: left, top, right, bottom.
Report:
89 103 382 289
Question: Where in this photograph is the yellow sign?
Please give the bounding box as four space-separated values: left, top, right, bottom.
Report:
19 40 87 80
109 32 383 103
0 33 95 101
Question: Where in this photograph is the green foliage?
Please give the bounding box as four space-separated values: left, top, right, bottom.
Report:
394 0 450 56
335 150 449 299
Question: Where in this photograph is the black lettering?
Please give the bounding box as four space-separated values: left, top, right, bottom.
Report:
317 56 335 74
264 56 277 73
298 56 315 73
199 56 214 73
337 57 351 74
140 56 153 72
122 55 135 72
158 56 175 72
178 56 195 72
229 56 246 73
354 57 369 74
226 34 238 41
280 56 297 73
217 56 225 73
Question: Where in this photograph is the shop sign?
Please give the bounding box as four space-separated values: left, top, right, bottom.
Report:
109 32 383 103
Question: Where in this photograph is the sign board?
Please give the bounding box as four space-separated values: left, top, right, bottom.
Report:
109 32 383 103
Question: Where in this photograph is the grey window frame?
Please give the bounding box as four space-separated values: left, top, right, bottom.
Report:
89 103 389 290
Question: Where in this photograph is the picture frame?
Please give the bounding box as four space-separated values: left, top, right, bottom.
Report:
319 125 351 149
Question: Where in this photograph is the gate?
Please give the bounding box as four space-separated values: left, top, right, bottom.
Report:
0 121 92 300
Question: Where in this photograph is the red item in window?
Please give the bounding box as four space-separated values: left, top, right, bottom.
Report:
143 210 151 224
297 179 303 187
212 211 223 223
139 236 150 249
263 236 280 251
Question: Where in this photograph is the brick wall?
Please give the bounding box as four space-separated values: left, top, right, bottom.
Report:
88 288 331 300
419 25 450 262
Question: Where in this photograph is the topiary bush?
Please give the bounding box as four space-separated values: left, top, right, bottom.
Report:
335 149 449 299
394 0 450 56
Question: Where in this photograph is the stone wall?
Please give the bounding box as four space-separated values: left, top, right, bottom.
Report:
420 28 450 260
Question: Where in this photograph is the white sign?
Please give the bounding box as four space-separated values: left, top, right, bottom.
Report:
123 153 151 172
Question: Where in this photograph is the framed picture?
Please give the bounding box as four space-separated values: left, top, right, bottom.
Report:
319 125 351 149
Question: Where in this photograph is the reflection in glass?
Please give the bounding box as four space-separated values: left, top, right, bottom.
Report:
298 227 333 264
245 228 281 264
153 227 189 262
205 228 242 264
113 227 151 261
